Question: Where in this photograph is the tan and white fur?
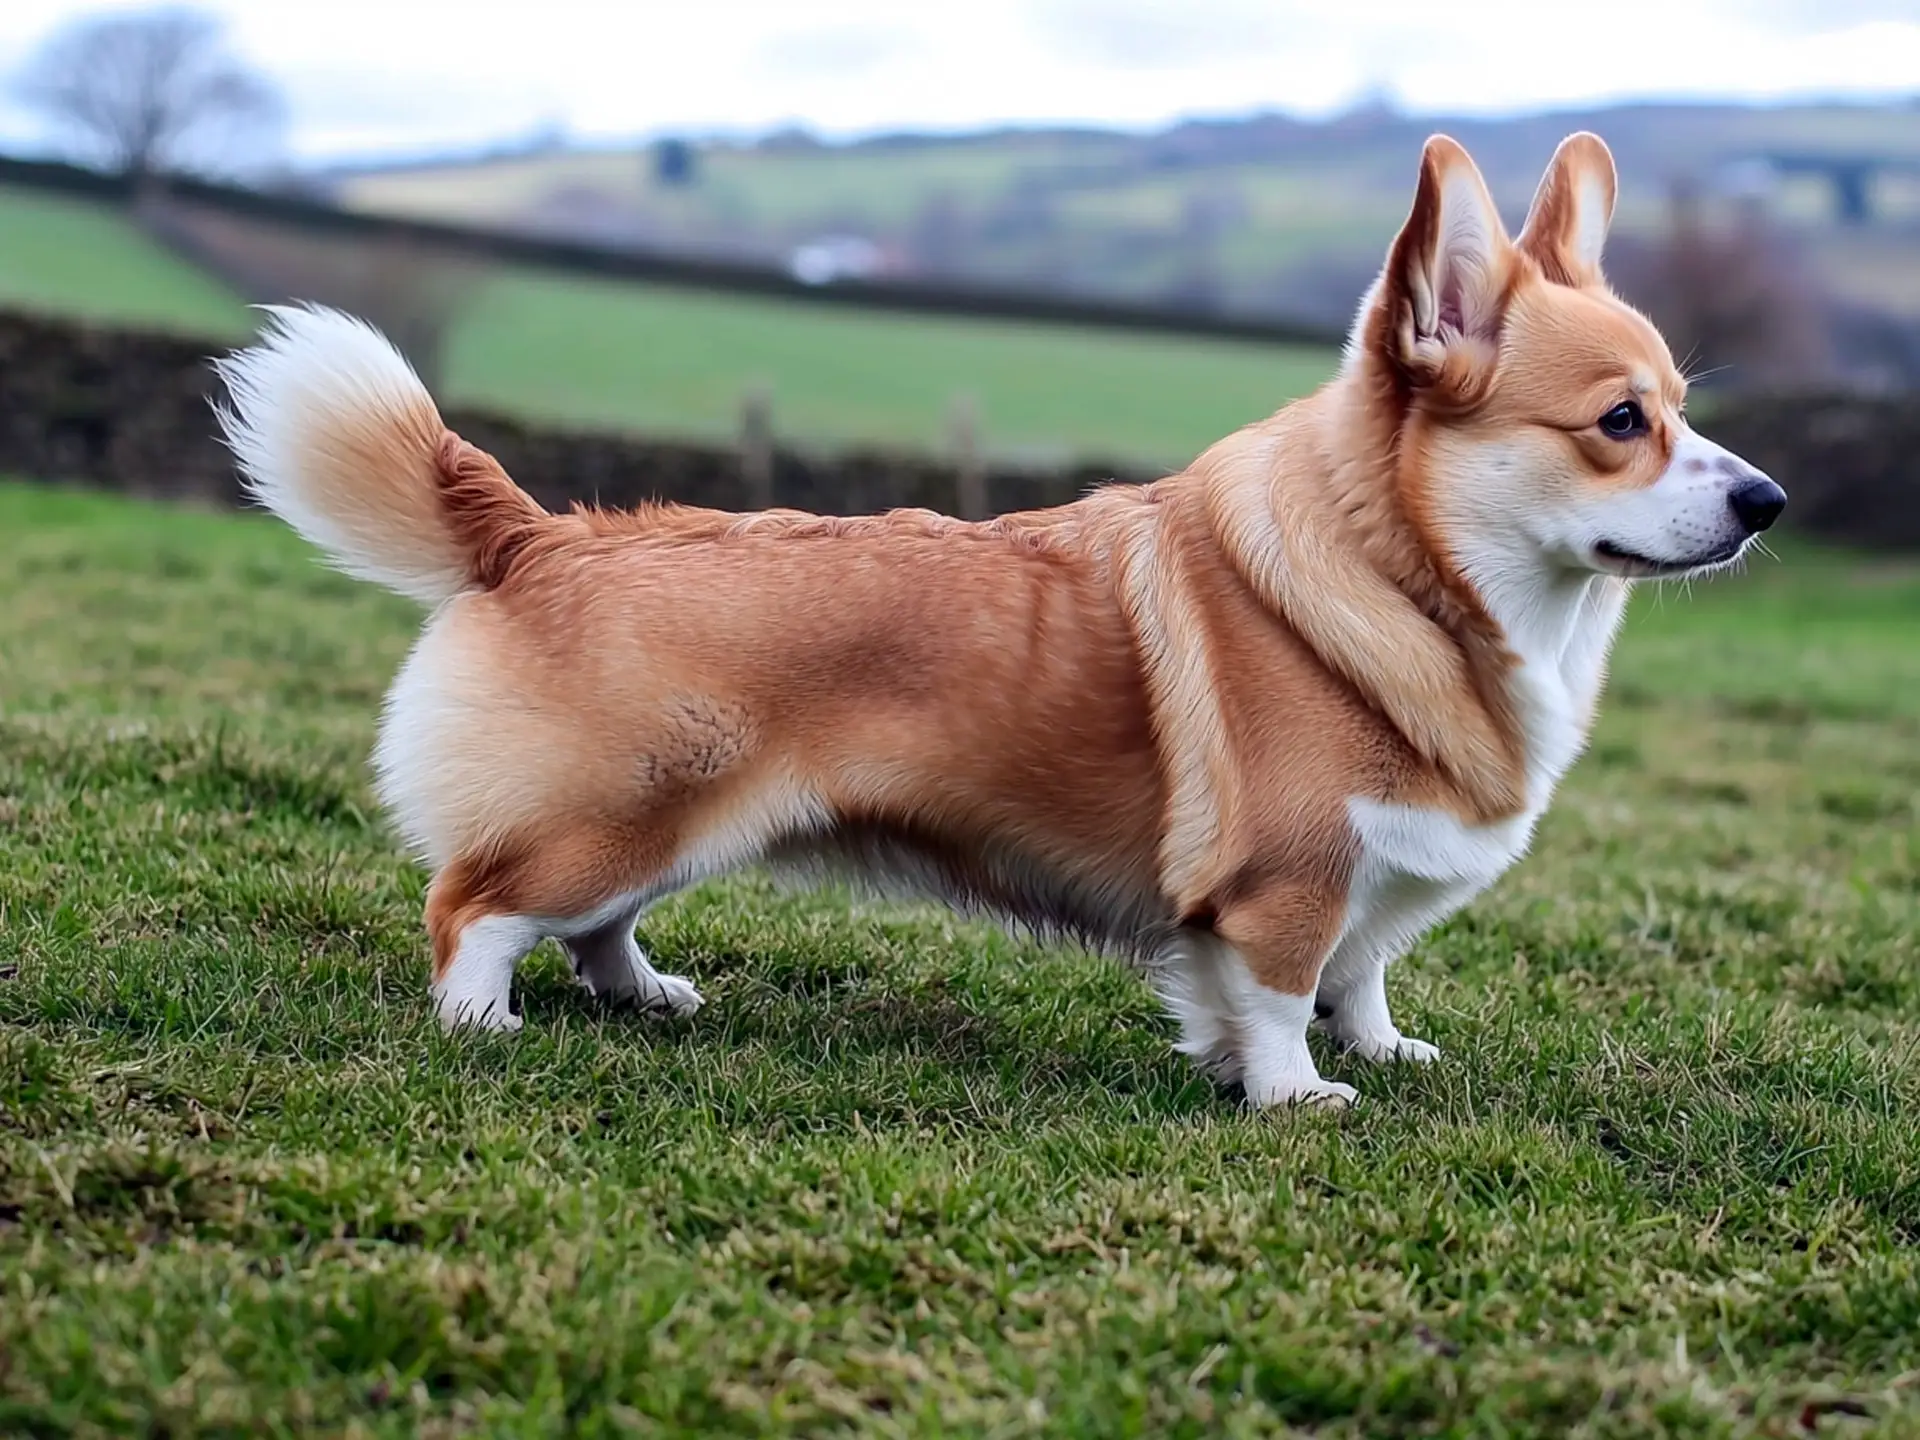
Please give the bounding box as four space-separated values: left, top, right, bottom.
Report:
212 133 1785 1107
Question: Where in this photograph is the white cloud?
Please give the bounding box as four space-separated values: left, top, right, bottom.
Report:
0 0 1913 162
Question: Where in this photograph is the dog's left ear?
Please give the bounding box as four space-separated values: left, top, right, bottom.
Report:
1376 135 1513 394
1516 131 1618 287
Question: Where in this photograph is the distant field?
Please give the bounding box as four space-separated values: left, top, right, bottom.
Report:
0 182 1336 466
0 188 248 336
446 270 1334 465
334 100 1920 318
4 481 1920 1434
343 133 1116 233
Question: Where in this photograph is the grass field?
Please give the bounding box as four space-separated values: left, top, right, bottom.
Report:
0 182 1337 467
443 270 1334 465
0 189 250 337
3 481 1919 1436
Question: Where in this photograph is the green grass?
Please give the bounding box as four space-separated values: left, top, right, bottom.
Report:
0 188 249 337
3 480 1919 1436
446 270 1334 466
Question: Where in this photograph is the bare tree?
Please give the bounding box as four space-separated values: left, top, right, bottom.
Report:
11 7 284 178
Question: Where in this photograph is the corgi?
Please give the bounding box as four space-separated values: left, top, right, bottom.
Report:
212 132 1784 1107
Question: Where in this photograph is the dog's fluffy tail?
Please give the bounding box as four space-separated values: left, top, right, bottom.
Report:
212 304 547 607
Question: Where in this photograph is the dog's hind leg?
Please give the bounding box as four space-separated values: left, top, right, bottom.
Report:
422 823 689 1033
427 907 542 1033
563 904 703 1017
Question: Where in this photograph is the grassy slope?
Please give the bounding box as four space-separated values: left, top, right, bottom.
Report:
0 188 250 337
0 182 1335 467
2 484 1918 1436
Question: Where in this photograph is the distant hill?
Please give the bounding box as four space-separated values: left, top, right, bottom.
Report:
322 99 1920 329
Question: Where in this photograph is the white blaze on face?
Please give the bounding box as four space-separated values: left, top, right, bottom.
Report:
1429 417 1781 592
1574 426 1769 576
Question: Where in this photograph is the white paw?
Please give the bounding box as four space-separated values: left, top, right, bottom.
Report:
642 972 704 1018
1248 1077 1359 1109
1344 1032 1440 1065
1390 1036 1440 1064
583 956 704 1017
435 998 523 1034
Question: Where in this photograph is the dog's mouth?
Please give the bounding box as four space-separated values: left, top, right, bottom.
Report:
1592 538 1745 579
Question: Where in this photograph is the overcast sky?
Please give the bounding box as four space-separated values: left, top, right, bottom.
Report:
2 0 1917 162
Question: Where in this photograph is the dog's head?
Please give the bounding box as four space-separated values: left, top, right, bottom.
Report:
1353 132 1785 585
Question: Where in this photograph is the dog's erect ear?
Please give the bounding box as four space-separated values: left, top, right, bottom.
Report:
1516 131 1618 287
1377 135 1512 391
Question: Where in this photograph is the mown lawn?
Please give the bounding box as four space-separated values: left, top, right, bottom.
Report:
2 481 1918 1437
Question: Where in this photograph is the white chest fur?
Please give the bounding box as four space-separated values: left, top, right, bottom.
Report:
1331 573 1628 974
1156 577 1627 1101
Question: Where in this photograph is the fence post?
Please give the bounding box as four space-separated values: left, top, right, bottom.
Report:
740 384 774 511
949 392 987 520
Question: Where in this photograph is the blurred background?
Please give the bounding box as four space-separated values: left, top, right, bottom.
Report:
0 1 1916 529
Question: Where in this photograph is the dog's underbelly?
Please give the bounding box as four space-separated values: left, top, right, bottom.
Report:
763 817 1178 962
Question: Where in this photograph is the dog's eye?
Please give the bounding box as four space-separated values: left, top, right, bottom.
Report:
1599 401 1647 439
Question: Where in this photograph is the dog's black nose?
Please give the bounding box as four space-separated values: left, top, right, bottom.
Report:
1728 476 1787 534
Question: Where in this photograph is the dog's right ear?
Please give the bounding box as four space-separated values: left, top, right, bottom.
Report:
1516 131 1618 288
1372 135 1514 399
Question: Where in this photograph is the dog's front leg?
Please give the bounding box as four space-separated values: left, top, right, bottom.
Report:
1313 938 1440 1065
1157 931 1245 1088
1210 882 1357 1108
